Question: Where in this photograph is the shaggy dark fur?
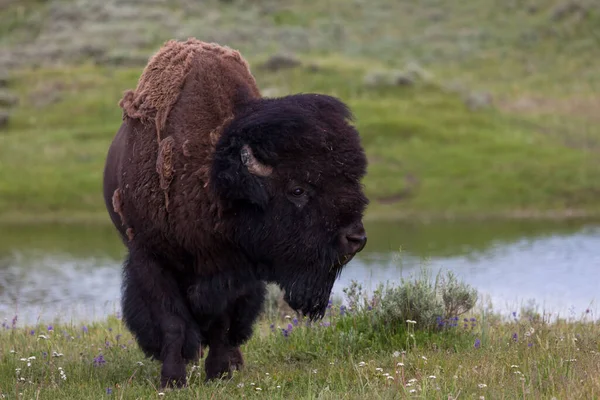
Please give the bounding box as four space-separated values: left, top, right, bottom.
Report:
102 38 369 388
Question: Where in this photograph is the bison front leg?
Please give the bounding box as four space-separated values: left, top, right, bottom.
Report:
121 248 201 389
203 280 267 379
226 281 267 371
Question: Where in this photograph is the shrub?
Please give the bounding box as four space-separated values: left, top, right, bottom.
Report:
343 266 478 332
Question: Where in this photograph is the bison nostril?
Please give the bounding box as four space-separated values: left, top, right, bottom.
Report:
346 233 367 253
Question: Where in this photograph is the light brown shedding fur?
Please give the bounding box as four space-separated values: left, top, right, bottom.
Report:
114 37 262 242
119 38 254 144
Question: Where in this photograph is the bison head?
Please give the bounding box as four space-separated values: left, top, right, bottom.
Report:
211 93 368 320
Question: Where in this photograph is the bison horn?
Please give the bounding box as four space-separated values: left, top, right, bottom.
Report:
240 144 273 177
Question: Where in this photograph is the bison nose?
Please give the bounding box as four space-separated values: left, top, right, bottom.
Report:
346 233 367 254
340 223 367 256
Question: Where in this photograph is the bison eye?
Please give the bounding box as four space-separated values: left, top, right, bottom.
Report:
291 187 305 197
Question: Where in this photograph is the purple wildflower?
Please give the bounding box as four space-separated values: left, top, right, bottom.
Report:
116 334 122 343
12 315 17 329
47 325 53 332
281 328 289 338
42 352 47 358
82 326 88 333
320 321 331 327
327 299 333 309
436 316 444 328
106 387 113 395
340 305 346 316
29 329 35 335
292 318 299 326
512 332 518 342
105 340 111 348
474 338 481 349
528 342 533 348
93 354 106 366
367 305 372 311
269 323 275 333
108 327 112 332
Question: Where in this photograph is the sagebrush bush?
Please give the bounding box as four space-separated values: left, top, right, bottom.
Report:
343 266 478 331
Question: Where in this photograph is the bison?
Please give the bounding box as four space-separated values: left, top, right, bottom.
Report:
102 38 369 388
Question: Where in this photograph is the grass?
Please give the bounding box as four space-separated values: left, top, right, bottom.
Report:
0 282 598 399
0 0 600 223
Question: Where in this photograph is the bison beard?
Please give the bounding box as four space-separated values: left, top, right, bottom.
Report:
103 38 368 389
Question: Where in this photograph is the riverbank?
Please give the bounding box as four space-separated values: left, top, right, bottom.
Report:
1 293 598 399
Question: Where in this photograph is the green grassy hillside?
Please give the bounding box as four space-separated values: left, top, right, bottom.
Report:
1 0 599 223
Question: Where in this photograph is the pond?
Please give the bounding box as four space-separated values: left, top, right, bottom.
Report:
1 218 599 326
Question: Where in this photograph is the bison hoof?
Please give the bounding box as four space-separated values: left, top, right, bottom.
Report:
160 364 187 389
160 375 187 389
204 347 244 381
228 347 244 371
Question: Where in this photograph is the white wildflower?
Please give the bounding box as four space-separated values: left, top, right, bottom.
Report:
255 388 262 391
478 383 487 389
250 382 255 386
393 351 401 357
510 365 519 368
410 389 417 394
358 361 366 367
387 376 394 380
406 320 417 324
428 375 436 379
421 356 427 361
137 361 144 366
158 393 165 397
375 367 383 372
237 383 244 388
20 358 27 362
38 335 48 340
408 378 417 383
27 356 35 360
284 315 291 319
10 350 16 354
276 385 281 389
396 362 405 367
313 369 317 374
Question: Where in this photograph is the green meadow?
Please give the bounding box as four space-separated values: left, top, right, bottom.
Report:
1 0 599 223
1 1 599 398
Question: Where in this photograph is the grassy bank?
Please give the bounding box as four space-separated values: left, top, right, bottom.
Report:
1 0 600 223
1 276 598 399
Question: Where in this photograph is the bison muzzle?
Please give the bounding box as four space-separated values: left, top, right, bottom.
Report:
102 38 369 388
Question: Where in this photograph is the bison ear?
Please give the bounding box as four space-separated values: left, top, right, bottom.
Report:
211 141 273 209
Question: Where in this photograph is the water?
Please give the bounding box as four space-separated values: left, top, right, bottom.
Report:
1 219 599 326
